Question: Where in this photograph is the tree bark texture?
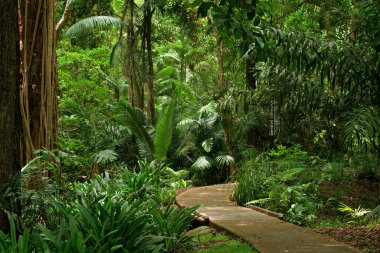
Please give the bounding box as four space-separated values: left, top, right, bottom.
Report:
20 0 58 165
0 0 21 232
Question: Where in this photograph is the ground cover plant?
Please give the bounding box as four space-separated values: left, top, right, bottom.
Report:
0 160 199 252
0 0 379 252
189 230 258 253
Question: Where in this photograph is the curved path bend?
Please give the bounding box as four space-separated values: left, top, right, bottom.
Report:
176 184 362 253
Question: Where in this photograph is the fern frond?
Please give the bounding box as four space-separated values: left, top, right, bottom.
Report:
275 167 305 182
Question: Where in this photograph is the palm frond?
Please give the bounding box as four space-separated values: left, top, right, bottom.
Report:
342 106 380 151
105 76 128 97
173 136 196 162
159 52 181 62
92 150 118 165
215 155 234 167
110 38 123 66
154 100 176 160
201 138 213 153
177 118 195 127
192 156 212 171
124 104 154 161
201 113 218 129
199 102 217 117
65 16 121 38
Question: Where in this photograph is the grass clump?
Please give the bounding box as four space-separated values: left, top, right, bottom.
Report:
190 230 258 253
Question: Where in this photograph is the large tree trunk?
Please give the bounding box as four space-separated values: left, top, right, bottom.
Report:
145 8 156 123
0 0 21 232
20 0 58 167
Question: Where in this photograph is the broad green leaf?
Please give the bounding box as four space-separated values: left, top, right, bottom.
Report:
154 100 176 160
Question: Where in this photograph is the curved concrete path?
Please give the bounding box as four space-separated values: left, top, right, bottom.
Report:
176 184 362 253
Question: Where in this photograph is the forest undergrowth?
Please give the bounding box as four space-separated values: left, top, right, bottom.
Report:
1 0 379 252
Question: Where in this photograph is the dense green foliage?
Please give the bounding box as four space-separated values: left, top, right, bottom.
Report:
235 145 379 226
1 0 379 251
1 160 197 252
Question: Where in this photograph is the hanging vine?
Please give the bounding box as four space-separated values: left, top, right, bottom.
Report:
20 0 57 166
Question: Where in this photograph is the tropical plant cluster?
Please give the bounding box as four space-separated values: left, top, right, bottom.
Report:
0 160 198 252
234 145 380 226
0 0 379 251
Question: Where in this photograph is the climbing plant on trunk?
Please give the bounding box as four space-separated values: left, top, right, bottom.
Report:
20 0 58 166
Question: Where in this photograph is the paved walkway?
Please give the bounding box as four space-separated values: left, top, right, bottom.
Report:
176 184 362 253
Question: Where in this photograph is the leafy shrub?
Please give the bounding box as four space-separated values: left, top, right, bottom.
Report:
235 145 324 225
0 161 198 252
151 197 199 251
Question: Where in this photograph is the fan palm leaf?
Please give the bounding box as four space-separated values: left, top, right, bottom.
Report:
215 155 234 167
192 156 212 171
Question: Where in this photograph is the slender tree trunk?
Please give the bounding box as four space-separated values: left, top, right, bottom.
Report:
145 8 156 123
20 0 58 167
246 56 256 89
243 34 257 147
216 34 227 97
216 34 235 177
348 0 359 45
56 0 72 35
127 0 144 109
0 0 21 232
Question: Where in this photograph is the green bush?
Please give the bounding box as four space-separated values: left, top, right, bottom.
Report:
235 145 324 225
0 161 198 252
